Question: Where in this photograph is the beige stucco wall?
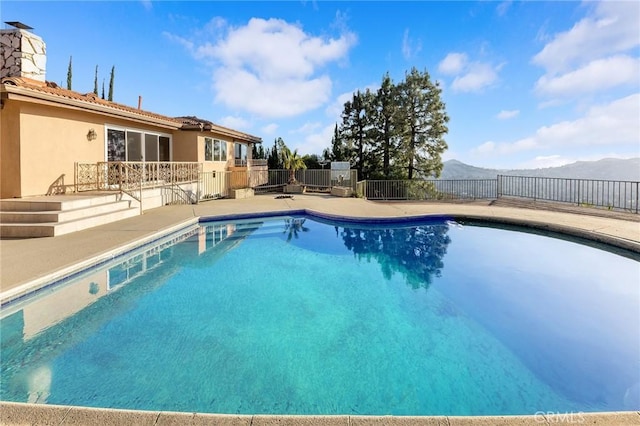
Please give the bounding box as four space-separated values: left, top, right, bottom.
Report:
1 101 22 198
18 102 105 197
171 131 196 163
1 94 260 198
2 98 182 198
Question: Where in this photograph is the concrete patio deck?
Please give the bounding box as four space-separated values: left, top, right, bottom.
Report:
1 194 639 425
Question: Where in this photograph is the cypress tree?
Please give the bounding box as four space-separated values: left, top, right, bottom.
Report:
66 56 72 90
93 65 98 95
108 66 115 101
101 79 105 99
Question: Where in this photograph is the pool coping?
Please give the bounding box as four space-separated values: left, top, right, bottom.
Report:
2 203 639 425
1 401 639 425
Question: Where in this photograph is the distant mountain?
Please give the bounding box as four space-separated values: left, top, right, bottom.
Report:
440 158 640 181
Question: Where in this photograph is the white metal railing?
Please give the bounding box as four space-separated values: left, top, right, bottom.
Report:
75 161 201 192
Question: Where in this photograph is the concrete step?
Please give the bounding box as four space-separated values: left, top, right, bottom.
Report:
0 199 133 223
0 206 140 238
0 193 121 212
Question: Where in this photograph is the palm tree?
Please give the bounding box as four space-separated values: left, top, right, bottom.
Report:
283 218 309 242
281 146 307 184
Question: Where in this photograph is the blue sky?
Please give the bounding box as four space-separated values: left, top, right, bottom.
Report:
3 1 639 169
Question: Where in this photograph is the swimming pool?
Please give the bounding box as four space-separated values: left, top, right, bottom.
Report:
1 214 638 416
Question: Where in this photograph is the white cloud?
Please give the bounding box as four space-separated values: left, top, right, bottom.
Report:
451 62 499 93
213 68 332 118
217 115 250 130
295 123 336 155
261 123 279 135
326 91 354 120
517 153 640 170
163 32 194 51
532 1 640 75
170 17 357 119
532 1 640 103
496 109 520 120
518 155 572 169
292 122 322 134
402 29 422 60
474 141 496 154
496 1 512 17
535 55 640 97
438 53 468 75
438 52 501 93
140 0 152 10
472 94 640 155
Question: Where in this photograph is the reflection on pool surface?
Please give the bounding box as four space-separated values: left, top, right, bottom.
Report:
1 215 639 415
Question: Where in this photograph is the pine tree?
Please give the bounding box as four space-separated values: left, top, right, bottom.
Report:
330 67 449 181
108 66 115 101
93 65 99 95
66 56 72 90
371 73 401 179
267 138 282 169
328 124 347 162
397 67 449 179
339 90 374 180
252 144 265 159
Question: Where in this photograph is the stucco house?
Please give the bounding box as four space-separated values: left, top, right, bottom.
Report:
0 23 263 201
0 23 265 237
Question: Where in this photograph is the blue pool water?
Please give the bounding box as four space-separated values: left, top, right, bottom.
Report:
1 215 639 415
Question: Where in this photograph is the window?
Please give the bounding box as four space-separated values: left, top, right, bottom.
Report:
205 139 213 161
234 143 247 166
205 138 227 162
106 127 171 162
107 129 125 161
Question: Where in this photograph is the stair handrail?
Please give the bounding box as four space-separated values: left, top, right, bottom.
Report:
118 162 143 214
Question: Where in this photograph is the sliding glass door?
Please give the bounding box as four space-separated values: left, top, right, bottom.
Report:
107 127 171 162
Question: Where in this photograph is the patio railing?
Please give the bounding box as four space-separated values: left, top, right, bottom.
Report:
198 169 358 200
497 175 639 213
70 162 639 214
358 175 639 213
75 161 201 192
359 179 497 201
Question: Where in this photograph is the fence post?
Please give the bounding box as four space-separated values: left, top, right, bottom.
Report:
496 175 501 199
577 180 581 207
636 182 639 214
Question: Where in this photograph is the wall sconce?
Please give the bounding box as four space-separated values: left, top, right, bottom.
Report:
86 128 97 141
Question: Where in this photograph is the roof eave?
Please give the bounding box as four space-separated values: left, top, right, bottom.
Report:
1 84 182 129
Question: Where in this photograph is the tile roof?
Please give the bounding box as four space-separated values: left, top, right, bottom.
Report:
175 116 262 143
1 76 182 125
1 78 262 142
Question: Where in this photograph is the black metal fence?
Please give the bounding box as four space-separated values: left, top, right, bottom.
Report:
358 175 639 214
497 175 639 213
358 179 497 201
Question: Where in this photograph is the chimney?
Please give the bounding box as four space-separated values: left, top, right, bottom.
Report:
137 95 142 110
1 22 47 81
